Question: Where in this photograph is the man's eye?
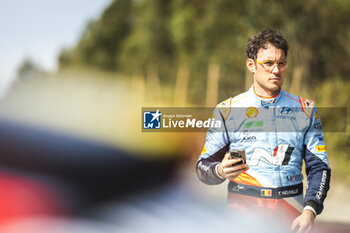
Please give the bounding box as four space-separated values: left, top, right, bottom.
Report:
279 62 286 66
264 62 274 66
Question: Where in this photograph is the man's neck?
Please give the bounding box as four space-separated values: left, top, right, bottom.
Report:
253 85 280 98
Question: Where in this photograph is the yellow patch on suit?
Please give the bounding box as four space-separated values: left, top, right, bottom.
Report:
217 98 232 120
316 145 326 152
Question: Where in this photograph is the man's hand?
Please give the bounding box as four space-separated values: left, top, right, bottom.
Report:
217 153 249 180
290 209 315 233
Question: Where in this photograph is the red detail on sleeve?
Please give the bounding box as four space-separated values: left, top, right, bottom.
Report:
273 146 278 157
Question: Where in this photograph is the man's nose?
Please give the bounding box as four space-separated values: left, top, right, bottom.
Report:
271 64 280 73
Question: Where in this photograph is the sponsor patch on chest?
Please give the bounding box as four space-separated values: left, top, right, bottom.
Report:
299 97 315 118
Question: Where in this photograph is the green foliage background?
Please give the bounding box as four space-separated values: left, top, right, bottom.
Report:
59 0 350 100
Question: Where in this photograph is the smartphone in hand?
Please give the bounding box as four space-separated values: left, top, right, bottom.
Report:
230 149 246 165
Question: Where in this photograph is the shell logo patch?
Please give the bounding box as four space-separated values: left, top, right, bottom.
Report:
246 107 259 118
316 145 326 152
201 147 207 155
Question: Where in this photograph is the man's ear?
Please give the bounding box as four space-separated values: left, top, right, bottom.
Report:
246 59 256 73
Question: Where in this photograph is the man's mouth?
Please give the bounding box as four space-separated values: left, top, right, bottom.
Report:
269 75 281 81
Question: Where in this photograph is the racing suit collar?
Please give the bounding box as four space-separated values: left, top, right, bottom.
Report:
249 86 283 107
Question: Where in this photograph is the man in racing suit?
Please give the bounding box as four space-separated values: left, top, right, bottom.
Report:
196 29 330 232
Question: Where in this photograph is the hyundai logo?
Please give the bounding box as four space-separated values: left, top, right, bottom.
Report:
279 107 292 114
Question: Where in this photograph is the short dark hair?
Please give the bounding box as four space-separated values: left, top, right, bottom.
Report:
246 28 289 59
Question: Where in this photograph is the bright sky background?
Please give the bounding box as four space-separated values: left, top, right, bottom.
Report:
0 0 112 96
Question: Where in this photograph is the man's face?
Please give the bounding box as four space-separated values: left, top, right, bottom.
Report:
247 43 287 96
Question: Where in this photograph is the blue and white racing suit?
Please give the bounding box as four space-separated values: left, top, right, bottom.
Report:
196 87 330 217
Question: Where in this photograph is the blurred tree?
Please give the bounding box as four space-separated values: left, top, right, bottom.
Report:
17 58 45 80
118 0 174 86
58 48 73 69
59 0 132 71
170 0 207 105
198 0 247 104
